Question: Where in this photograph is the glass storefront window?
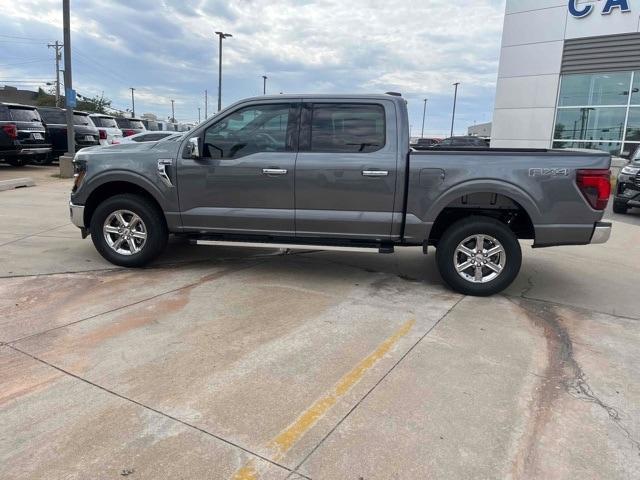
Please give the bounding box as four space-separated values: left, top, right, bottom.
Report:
622 143 640 158
554 107 626 141
558 72 632 106
632 72 640 105
552 141 622 156
627 107 640 142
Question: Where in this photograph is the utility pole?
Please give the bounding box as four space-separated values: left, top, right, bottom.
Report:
421 98 428 138
450 82 460 138
47 41 63 107
215 31 232 112
171 99 175 123
204 89 208 119
262 75 268 95
129 87 136 117
198 107 201 124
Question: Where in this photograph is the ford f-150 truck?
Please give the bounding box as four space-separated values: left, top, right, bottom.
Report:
69 94 612 296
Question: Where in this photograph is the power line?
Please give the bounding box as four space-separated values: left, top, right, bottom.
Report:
0 34 50 41
0 59 50 67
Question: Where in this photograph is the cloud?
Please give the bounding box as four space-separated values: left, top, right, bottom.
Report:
0 0 506 133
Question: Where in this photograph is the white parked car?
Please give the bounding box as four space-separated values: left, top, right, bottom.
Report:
89 114 123 146
117 131 180 144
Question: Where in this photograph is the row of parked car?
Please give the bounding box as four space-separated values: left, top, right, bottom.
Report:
0 102 186 166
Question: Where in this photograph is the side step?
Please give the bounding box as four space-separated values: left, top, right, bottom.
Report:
195 239 394 254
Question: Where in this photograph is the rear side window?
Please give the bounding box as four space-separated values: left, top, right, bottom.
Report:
9 108 41 122
310 104 385 153
40 109 66 124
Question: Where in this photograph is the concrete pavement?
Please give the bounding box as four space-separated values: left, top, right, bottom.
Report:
1 164 639 480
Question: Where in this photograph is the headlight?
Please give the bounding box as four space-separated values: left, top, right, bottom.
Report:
621 165 640 175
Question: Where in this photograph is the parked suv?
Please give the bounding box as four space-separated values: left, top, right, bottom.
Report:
115 117 146 137
613 148 640 214
90 113 123 146
0 102 51 166
38 108 100 162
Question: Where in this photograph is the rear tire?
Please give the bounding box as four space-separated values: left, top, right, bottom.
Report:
613 201 628 215
90 194 168 267
436 216 522 296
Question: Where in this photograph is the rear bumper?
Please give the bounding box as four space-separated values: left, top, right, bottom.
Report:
70 202 85 228
1 146 51 157
590 222 611 244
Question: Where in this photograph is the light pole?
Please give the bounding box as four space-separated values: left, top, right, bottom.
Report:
171 99 175 123
262 75 268 95
130 87 136 117
198 107 201 124
62 0 74 159
421 98 427 138
215 31 232 112
204 89 208 119
450 82 460 138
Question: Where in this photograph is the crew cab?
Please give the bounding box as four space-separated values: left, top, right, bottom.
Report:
69 94 612 296
0 102 51 166
38 108 100 162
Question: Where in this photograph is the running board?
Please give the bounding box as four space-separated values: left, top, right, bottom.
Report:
195 239 393 254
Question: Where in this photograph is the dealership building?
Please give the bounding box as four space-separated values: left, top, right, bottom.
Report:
491 0 640 158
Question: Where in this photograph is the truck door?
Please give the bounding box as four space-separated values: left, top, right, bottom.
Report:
294 100 398 240
177 101 300 235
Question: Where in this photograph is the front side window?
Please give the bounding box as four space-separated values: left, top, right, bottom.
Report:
310 103 385 153
203 104 292 159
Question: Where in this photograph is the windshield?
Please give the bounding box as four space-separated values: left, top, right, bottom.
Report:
73 114 95 127
93 116 118 128
9 107 41 122
40 109 66 124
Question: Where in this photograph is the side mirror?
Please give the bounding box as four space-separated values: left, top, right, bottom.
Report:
187 137 201 159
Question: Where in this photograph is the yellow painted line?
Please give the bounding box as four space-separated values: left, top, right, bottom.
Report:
230 318 415 479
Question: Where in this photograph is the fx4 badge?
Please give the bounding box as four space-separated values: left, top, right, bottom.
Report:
529 168 569 177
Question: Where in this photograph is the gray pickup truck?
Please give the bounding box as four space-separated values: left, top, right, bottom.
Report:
69 94 612 296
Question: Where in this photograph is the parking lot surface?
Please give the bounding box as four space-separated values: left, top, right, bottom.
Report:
1 164 639 480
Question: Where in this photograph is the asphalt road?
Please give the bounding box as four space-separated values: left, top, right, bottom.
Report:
1 164 639 480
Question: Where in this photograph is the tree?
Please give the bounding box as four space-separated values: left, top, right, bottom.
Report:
34 87 56 107
77 93 112 114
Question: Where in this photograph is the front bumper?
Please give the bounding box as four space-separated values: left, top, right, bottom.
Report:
590 222 612 244
69 202 85 228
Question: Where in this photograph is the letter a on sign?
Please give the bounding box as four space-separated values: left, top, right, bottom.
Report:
602 0 631 15
568 0 593 18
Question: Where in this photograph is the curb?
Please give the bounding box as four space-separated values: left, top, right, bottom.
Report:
0 178 35 192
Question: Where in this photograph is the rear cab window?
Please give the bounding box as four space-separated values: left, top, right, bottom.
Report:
309 103 386 153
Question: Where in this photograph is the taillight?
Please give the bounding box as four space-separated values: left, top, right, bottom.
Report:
99 129 107 140
2 124 17 140
123 129 135 137
576 169 611 210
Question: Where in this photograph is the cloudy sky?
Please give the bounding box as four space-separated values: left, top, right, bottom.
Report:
0 0 506 136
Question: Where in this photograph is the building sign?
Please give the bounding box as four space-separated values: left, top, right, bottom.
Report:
568 0 631 19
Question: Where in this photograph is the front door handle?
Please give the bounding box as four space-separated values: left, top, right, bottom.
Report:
262 168 288 176
362 170 389 177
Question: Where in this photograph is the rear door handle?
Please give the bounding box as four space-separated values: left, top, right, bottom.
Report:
262 168 288 175
362 170 389 177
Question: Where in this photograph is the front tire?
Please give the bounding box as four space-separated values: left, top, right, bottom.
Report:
90 194 168 267
436 216 522 296
613 201 628 215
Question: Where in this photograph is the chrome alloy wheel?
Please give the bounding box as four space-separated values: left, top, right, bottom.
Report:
103 209 147 256
453 234 506 284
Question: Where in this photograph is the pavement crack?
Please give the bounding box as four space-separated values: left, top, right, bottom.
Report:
6 344 306 478
507 296 640 478
288 295 467 478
